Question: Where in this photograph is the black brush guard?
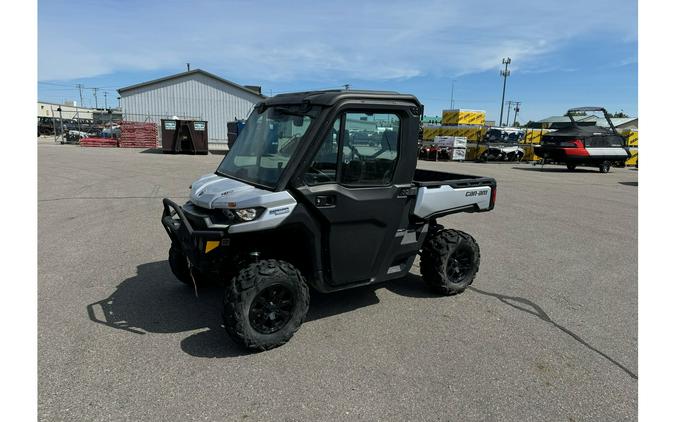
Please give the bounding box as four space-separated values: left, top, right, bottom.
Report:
161 198 225 265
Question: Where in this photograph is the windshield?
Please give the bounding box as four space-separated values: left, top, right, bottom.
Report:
216 104 320 188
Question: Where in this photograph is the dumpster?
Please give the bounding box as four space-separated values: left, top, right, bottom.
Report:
161 119 208 154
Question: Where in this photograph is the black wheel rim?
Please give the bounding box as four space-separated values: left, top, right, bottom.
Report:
249 284 295 334
446 247 473 284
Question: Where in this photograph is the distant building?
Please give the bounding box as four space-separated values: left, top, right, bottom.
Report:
422 115 442 125
117 69 265 149
37 101 123 123
38 101 95 120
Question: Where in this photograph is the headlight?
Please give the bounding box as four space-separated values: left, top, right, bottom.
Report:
235 208 258 221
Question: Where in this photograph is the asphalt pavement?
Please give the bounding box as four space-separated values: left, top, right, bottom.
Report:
38 141 638 421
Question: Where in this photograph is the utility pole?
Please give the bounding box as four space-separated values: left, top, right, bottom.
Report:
505 101 513 127
450 79 456 109
93 87 99 108
512 101 522 126
76 84 84 108
57 106 64 144
51 106 57 143
104 91 108 109
498 57 511 127
187 63 191 71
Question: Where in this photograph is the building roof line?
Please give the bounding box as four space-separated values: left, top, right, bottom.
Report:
117 69 266 98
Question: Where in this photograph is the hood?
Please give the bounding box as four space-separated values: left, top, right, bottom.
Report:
189 173 296 212
190 174 262 209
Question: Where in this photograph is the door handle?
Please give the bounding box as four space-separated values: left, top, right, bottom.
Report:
315 195 336 207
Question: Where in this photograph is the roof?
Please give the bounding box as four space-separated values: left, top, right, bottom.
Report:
539 114 637 127
117 69 266 98
262 90 422 108
538 115 597 123
597 117 637 128
38 100 97 110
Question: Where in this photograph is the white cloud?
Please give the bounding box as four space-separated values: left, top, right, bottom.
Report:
38 0 637 82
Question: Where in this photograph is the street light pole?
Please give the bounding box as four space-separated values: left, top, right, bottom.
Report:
77 84 84 108
498 57 511 127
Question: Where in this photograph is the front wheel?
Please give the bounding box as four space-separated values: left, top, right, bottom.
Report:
599 161 611 173
420 229 481 295
566 163 577 171
223 259 310 351
168 244 208 287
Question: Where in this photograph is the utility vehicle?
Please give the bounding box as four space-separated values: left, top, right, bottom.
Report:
534 107 629 172
162 90 496 350
479 128 525 162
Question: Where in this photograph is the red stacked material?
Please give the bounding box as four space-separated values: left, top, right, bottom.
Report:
119 121 158 148
80 137 118 148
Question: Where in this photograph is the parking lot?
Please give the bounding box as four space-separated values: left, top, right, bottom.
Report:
38 141 637 421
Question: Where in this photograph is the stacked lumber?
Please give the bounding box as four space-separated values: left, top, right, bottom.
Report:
80 137 118 148
119 121 158 148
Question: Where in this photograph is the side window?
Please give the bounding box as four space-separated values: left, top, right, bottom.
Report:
303 117 341 185
340 112 400 185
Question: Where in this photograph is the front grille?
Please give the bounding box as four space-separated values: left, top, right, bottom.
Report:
182 202 237 229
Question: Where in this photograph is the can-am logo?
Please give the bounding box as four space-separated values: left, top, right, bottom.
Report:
269 207 290 216
465 190 488 197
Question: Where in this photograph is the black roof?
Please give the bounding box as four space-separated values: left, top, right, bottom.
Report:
261 90 422 108
117 69 266 98
567 106 608 113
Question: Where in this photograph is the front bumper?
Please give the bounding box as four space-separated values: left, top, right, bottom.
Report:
161 198 227 266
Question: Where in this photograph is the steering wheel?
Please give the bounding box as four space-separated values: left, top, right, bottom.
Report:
343 145 362 164
306 166 333 183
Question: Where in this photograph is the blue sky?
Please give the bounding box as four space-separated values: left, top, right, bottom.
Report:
38 0 637 123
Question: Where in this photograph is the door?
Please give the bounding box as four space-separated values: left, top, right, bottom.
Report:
295 111 412 286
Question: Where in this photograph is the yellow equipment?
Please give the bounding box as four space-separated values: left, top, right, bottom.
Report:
621 130 638 166
442 109 486 126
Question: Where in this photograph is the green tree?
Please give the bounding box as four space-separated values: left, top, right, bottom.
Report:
608 111 630 118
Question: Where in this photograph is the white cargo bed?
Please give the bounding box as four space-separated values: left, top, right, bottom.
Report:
412 169 496 218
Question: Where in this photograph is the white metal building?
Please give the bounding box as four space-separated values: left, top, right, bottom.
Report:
117 69 265 148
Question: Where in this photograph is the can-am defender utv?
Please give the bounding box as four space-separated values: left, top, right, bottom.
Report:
162 90 496 350
534 107 629 173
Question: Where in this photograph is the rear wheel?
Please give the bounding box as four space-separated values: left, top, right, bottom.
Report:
566 163 577 171
599 161 611 173
223 259 310 351
421 229 481 295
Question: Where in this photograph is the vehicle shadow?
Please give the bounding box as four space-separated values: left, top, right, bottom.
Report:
87 260 393 358
511 166 599 173
619 181 638 186
140 148 165 154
